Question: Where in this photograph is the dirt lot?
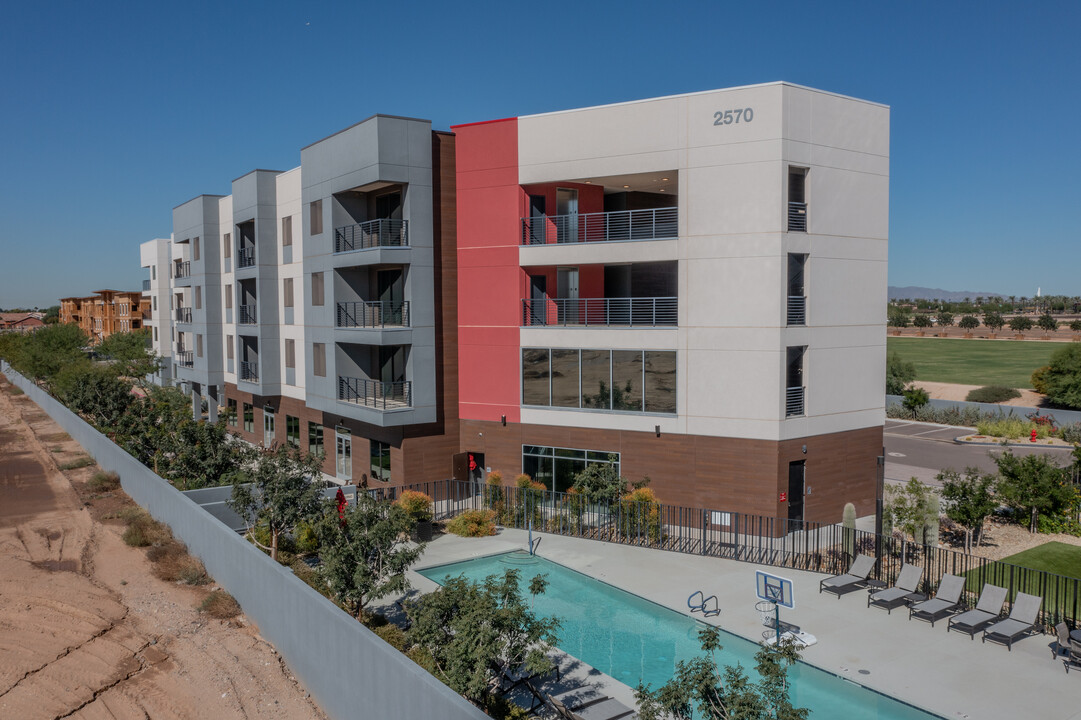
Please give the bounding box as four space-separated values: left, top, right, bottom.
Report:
912 380 1046 406
0 376 327 720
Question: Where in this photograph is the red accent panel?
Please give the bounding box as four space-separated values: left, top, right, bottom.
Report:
456 117 522 423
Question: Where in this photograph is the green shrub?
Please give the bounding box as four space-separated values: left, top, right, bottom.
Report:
87 470 121 492
1060 423 1081 444
1040 343 1081 410
294 521 319 554
59 456 95 470
122 512 170 547
373 623 408 651
446 509 497 537
902 386 929 414
975 418 1050 440
1032 365 1053 394
965 386 1021 404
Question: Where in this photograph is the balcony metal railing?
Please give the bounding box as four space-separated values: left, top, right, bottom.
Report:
788 202 807 232
336 300 410 328
520 207 678 246
174 260 191 279
176 350 193 368
175 307 192 323
237 246 256 268
787 296 806 326
786 386 805 417
142 279 151 291
239 361 259 382
521 297 677 327
238 305 257 325
141 309 152 320
334 219 409 253
338 376 412 410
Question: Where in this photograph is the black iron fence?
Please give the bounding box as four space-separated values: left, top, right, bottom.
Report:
379 478 1080 628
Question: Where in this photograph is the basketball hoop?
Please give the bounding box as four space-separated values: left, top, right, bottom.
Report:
755 599 778 627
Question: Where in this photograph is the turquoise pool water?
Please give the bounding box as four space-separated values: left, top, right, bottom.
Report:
419 551 943 719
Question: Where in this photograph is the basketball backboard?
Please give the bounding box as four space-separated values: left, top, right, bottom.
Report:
755 570 795 609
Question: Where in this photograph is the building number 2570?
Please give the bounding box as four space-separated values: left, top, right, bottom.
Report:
714 108 754 125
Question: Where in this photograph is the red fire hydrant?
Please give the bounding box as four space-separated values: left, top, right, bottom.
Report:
1031 429 1038 442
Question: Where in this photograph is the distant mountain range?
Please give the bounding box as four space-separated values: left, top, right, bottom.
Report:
888 286 1003 302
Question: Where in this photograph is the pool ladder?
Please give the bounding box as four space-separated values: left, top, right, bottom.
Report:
687 590 720 617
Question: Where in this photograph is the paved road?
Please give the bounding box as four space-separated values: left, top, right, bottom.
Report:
884 419 1077 486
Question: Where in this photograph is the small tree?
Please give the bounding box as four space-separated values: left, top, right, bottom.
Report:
1038 313 1059 333
1009 315 1033 333
635 627 807 720
936 311 954 327
55 362 135 430
958 315 979 332
884 478 937 543
96 329 161 384
902 386 929 415
406 569 560 711
912 314 932 329
1071 320 1081 333
887 308 909 328
1041 343 1081 410
167 416 247 490
994 450 1074 533
983 311 1004 334
885 352 916 395
571 457 647 504
938 467 996 552
319 492 423 621
229 445 323 560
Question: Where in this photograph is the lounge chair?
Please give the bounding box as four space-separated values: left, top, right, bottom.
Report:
909 573 965 626
819 554 876 598
549 688 636 720
867 563 923 613
1054 622 1072 659
947 584 1008 639
982 592 1042 650
1064 638 1081 674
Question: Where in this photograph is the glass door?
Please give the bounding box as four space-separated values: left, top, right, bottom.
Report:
556 188 578 243
336 429 352 480
263 410 275 449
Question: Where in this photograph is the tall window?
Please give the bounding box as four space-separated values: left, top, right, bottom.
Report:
196 334 203 358
193 237 200 261
310 199 323 235
225 284 233 309
224 232 231 258
522 446 620 494
226 335 234 360
283 278 294 308
308 422 324 457
243 402 254 432
522 348 676 414
370 441 391 483
152 296 157 310
153 326 158 341
313 343 326 377
286 415 300 447
227 398 238 427
195 286 202 310
785 346 806 418
285 339 295 369
152 265 156 280
282 215 293 246
311 272 324 306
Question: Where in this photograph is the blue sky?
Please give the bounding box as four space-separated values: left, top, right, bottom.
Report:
1 1 1078 307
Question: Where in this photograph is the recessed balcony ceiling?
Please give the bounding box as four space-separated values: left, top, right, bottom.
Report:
572 172 676 194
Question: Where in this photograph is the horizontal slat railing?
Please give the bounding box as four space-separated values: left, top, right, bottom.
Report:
520 207 678 245
337 376 411 410
787 296 806 326
238 305 257 325
788 202 807 232
336 301 410 328
786 386 805 417
521 297 677 327
239 360 258 382
237 246 256 268
334 219 409 253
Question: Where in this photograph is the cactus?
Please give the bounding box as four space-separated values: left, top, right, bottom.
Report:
842 502 857 558
923 493 940 546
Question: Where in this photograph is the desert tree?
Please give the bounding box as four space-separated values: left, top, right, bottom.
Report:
230 445 323 560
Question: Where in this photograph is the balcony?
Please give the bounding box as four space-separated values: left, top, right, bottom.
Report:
338 376 411 410
142 279 151 291
237 246 255 268
520 207 677 246
522 297 677 327
238 305 257 325
787 202 807 232
787 296 806 326
176 350 193 368
334 219 409 253
336 301 410 329
141 309 152 321
174 261 191 279
785 386 805 418
175 307 192 324
239 361 259 382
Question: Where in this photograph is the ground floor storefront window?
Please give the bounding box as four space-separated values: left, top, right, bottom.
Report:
522 445 620 493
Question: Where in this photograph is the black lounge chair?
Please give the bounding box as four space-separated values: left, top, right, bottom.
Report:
982 592 1042 650
909 573 965 626
548 687 636 720
1063 636 1081 674
947 584 1008 639
819 554 876 598
868 563 923 613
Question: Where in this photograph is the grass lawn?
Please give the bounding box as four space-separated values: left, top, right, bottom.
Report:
886 337 1060 389
997 541 1081 580
962 541 1081 617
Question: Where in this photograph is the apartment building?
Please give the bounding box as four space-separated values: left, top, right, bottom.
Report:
452 83 888 523
140 238 173 383
144 83 887 521
143 115 459 485
60 290 150 344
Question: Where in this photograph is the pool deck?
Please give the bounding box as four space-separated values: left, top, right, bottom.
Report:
399 528 1081 720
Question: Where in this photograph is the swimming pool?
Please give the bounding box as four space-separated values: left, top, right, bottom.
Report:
419 551 944 719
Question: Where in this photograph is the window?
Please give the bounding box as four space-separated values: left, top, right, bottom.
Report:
227 398 238 427
224 232 231 258
195 286 202 310
311 272 324 306
308 422 324 457
787 254 807 326
313 343 326 377
786 346 806 418
196 334 203 358
152 296 157 310
152 265 156 280
153 326 158 341
283 278 293 307
522 348 676 414
522 446 620 494
788 168 807 232
243 403 254 432
226 334 234 360
282 216 292 246
286 415 300 447
193 237 200 261
285 339 295 368
310 199 323 235
335 428 351 479
370 440 391 482
225 284 232 309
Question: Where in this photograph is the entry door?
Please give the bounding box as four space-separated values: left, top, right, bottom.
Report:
263 410 275 449
556 268 579 324
528 195 546 245
788 461 806 524
528 275 547 325
336 430 352 479
556 188 578 243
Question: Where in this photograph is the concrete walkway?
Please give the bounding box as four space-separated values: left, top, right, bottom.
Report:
403 528 1081 720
